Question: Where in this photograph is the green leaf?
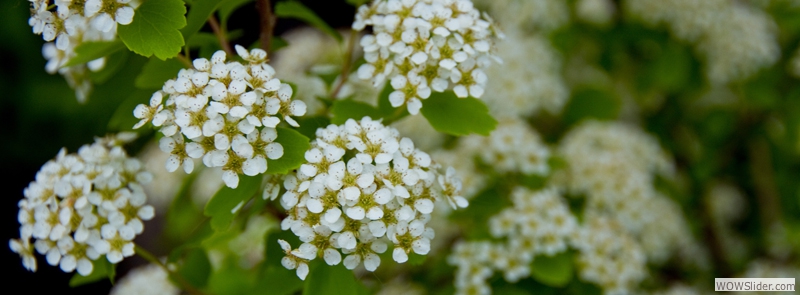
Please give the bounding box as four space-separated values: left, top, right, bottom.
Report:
519 173 548 190
377 82 397 115
135 57 185 89
182 0 225 42
303 262 365 295
69 259 115 287
566 280 603 295
187 32 219 48
561 88 619 126
258 229 305 295
119 0 187 60
162 173 209 246
449 185 510 239
346 0 370 7
274 1 342 42
269 36 289 52
107 89 156 132
330 99 383 124
256 266 305 295
643 42 691 91
420 91 497 136
267 127 311 174
295 116 331 139
175 247 212 288
408 252 426 265
62 41 126 68
88 49 130 84
530 252 574 287
204 175 262 231
207 257 257 295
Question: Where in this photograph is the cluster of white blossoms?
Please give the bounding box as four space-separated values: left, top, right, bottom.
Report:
481 28 567 119
9 134 155 275
448 188 577 295
553 121 705 292
133 46 307 188
572 216 647 295
27 0 138 102
625 0 779 84
462 118 551 175
557 121 699 261
277 117 467 280
352 0 502 115
109 263 179 295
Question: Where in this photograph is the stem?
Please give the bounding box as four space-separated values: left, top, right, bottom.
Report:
176 53 194 68
256 0 276 53
184 44 191 61
208 15 233 56
330 30 360 98
135 245 208 295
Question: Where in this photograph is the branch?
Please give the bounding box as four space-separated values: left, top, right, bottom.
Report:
208 15 233 56
330 30 359 98
176 53 194 68
257 0 276 53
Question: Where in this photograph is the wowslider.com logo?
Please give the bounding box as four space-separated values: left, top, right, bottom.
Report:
715 278 795 292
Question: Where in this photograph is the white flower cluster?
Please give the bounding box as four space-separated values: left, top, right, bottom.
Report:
352 0 501 115
133 46 307 188
10 134 154 276
448 188 577 295
555 121 703 291
462 118 551 175
278 117 467 280
109 263 179 295
481 29 568 119
27 0 139 102
557 121 696 255
572 216 647 295
625 0 780 84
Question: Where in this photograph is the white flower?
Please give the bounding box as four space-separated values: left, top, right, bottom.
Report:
279 117 467 275
353 0 500 113
133 48 305 188
10 239 37 272
11 135 154 275
278 239 311 280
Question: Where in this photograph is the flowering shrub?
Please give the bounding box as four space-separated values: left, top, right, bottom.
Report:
6 0 800 294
